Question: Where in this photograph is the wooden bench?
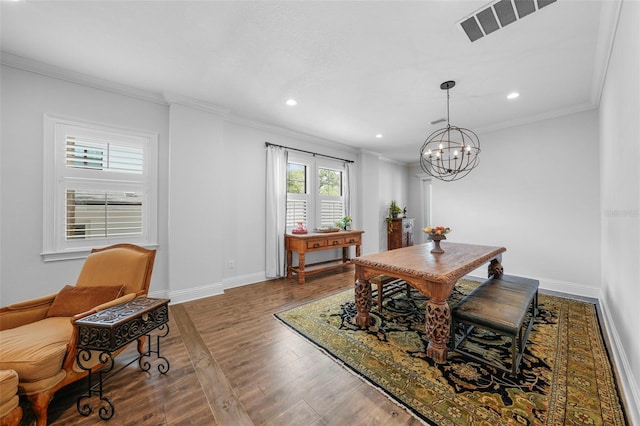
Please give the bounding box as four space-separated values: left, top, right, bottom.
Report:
450 274 539 375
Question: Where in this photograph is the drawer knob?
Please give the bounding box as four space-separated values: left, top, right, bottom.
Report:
313 243 320 248
333 241 339 245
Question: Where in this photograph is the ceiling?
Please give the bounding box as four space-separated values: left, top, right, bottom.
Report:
0 1 616 163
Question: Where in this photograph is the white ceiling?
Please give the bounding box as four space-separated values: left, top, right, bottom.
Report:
0 0 616 163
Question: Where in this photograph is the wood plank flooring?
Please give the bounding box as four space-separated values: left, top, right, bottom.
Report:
30 267 423 425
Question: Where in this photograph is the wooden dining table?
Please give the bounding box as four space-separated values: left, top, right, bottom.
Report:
352 241 506 363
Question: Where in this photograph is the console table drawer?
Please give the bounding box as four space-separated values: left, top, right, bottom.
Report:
307 240 327 249
345 235 361 245
327 237 345 246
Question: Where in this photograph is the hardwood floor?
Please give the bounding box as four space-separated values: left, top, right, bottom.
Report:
31 267 423 425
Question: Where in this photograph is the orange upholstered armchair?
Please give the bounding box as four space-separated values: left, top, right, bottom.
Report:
0 244 156 426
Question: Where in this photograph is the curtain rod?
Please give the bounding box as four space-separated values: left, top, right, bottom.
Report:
265 142 354 164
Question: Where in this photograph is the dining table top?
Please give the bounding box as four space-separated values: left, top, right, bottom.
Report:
352 241 506 285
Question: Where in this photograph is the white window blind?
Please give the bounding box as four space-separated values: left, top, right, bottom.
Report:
286 199 307 229
65 190 143 240
66 136 143 174
320 199 344 227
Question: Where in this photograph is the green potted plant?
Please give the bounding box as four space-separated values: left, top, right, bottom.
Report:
386 201 403 232
389 200 403 219
335 216 352 230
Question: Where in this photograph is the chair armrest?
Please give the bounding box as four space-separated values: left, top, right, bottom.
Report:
0 293 57 330
72 293 138 321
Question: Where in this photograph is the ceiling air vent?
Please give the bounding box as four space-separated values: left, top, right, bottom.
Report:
459 0 556 42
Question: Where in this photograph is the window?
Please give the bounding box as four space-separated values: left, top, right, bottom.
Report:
286 162 308 229
43 115 158 261
286 154 346 230
318 167 343 227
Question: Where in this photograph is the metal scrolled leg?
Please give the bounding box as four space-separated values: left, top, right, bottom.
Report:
76 349 116 420
138 324 171 375
76 348 94 416
98 397 115 421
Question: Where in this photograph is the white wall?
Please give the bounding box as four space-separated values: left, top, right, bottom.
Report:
599 0 640 421
378 158 410 251
0 65 170 303
166 103 225 300
410 109 601 296
356 151 411 254
0 64 367 305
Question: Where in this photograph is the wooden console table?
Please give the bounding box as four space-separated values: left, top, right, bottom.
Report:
352 242 505 363
75 297 170 421
286 230 364 284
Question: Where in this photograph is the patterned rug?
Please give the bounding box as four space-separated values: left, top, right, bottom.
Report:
275 280 628 425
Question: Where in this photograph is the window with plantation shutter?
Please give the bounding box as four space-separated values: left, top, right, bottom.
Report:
66 136 143 174
286 153 347 231
320 199 344 227
65 190 143 240
286 199 307 229
43 115 158 261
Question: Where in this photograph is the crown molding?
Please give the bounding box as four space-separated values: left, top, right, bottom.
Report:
0 51 168 105
590 0 624 107
226 113 357 157
163 92 230 117
474 101 597 135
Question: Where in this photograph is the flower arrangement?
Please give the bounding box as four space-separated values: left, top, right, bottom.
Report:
424 226 451 237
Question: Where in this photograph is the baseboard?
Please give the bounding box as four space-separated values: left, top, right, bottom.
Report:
152 272 269 305
223 272 268 290
165 282 225 304
538 277 601 299
467 274 601 299
599 296 640 424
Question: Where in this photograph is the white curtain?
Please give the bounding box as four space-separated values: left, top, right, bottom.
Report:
343 161 352 219
265 145 288 278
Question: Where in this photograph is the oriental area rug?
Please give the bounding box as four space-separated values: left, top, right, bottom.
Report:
275 280 628 425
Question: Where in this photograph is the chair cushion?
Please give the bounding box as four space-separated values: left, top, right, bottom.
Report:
0 317 73 382
0 369 18 408
46 284 124 318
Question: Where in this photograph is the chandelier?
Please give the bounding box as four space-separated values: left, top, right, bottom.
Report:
419 81 480 182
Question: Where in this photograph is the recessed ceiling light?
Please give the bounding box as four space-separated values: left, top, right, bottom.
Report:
507 92 520 100
376 134 383 139
285 99 297 106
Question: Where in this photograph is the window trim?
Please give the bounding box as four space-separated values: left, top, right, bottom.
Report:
42 114 158 261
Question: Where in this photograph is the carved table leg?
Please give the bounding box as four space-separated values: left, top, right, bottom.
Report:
488 258 504 277
425 298 451 363
297 253 305 284
354 277 372 327
286 250 293 279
